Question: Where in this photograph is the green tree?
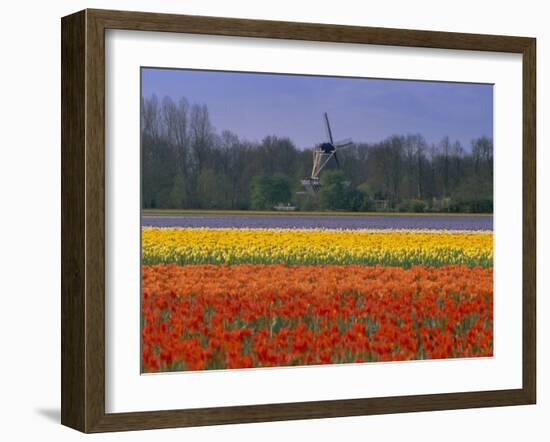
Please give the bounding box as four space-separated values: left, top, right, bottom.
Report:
451 174 493 213
319 170 348 210
168 172 187 208
250 175 272 210
250 173 292 210
269 173 292 205
197 168 228 209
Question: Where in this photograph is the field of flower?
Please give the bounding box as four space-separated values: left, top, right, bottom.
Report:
141 263 493 372
141 225 493 372
142 212 493 230
142 227 493 268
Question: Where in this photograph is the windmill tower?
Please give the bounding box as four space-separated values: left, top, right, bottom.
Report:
301 112 353 193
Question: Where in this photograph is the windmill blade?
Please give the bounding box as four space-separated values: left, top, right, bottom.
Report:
335 138 353 148
324 112 334 144
333 152 340 168
336 144 354 152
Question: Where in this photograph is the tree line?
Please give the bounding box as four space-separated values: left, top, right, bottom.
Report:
142 94 493 213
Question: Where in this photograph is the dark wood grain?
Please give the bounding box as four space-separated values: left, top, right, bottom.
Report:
85 9 107 432
522 38 537 403
61 8 537 433
61 10 86 431
90 8 532 52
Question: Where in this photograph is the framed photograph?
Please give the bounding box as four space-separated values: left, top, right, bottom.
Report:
61 9 536 433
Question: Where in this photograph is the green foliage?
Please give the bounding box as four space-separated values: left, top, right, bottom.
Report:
198 169 229 209
250 173 292 210
450 175 493 213
168 172 187 209
411 199 427 213
318 171 372 211
319 170 348 210
250 175 271 210
294 192 319 212
346 189 372 212
141 134 178 209
270 173 292 205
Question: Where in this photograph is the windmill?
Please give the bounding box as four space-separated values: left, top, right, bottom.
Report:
301 112 353 193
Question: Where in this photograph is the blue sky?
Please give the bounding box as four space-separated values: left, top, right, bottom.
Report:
141 68 493 150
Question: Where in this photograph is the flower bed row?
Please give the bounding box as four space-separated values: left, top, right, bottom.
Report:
142 227 493 267
142 264 493 372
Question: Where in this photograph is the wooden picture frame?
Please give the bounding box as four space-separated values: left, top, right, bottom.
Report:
61 8 536 433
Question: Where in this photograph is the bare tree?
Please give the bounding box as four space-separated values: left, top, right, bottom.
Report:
440 136 451 197
190 104 213 173
141 94 160 139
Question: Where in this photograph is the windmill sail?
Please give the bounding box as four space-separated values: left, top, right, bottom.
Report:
301 112 354 193
324 112 334 144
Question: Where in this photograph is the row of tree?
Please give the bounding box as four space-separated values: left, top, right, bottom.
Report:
142 94 493 213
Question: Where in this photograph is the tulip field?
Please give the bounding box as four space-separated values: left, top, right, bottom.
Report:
141 220 493 373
